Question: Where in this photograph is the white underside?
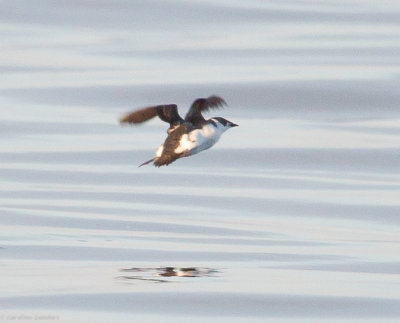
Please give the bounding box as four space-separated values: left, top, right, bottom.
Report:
155 122 226 158
174 123 225 155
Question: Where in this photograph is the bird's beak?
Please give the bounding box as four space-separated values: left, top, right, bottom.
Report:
230 122 238 127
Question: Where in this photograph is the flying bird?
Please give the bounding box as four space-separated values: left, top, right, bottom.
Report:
120 95 238 167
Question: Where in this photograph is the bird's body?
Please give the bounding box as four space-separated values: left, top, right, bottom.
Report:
120 96 237 167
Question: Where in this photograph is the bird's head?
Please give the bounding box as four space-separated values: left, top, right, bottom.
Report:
211 117 238 131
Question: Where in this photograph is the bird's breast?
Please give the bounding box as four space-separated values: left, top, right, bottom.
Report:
173 124 221 155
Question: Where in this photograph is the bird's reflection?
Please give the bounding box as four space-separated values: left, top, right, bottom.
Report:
118 266 218 283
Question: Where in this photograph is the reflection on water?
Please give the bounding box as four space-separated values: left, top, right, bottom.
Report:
119 267 218 283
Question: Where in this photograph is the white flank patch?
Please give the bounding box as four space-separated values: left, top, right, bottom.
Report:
155 144 164 157
174 134 193 154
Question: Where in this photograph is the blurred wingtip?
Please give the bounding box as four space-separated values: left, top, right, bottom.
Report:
119 106 158 125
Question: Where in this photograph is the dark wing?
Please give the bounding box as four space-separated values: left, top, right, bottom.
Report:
184 95 227 126
120 106 158 124
156 104 184 126
120 104 184 127
153 123 194 167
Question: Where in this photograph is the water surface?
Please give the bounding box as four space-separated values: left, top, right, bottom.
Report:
1 1 400 322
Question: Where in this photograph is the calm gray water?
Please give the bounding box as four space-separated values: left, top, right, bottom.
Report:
1 1 400 322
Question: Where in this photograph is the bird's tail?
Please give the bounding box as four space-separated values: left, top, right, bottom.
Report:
138 158 155 167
